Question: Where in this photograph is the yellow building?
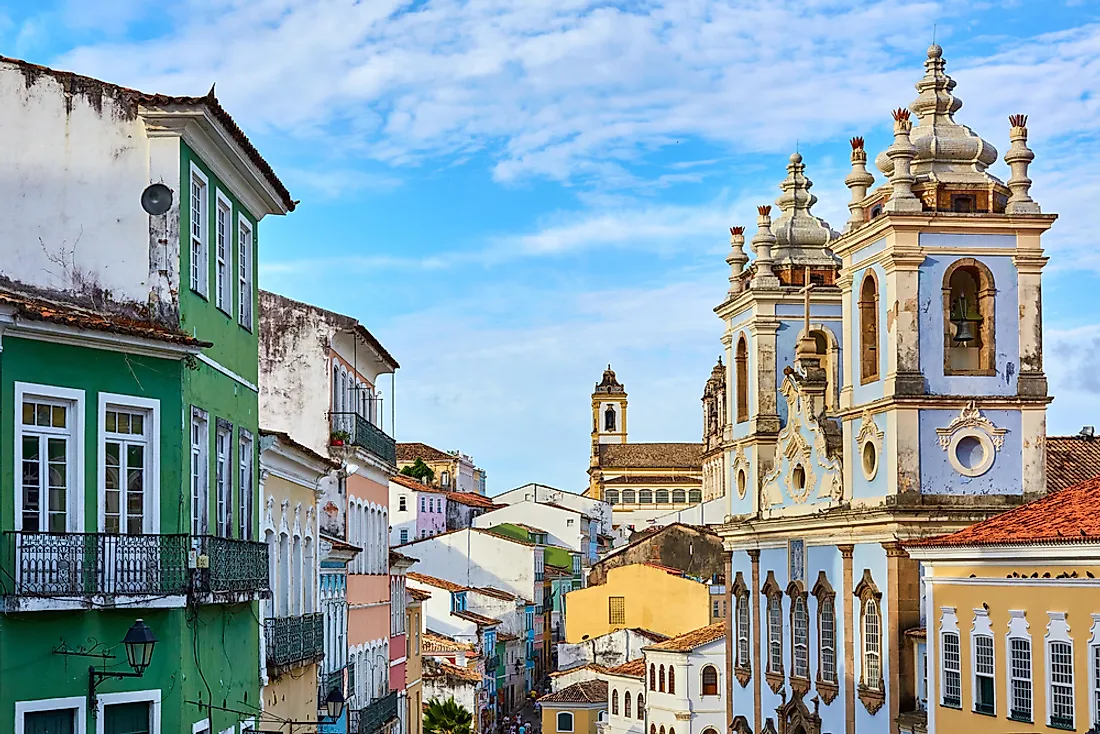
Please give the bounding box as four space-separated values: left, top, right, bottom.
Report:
539 680 608 734
906 476 1100 734
259 431 337 732
564 564 710 643
407 587 430 734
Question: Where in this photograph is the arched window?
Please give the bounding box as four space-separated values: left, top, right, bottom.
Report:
943 259 996 375
605 405 617 432
855 569 884 698
659 665 665 692
811 570 838 702
612 689 619 715
859 272 879 383
650 664 656 691
637 694 644 719
624 691 631 718
791 594 809 680
650 725 655 734
659 726 665 734
557 712 574 733
763 572 783 677
668 666 675 694
655 490 669 504
688 489 702 503
606 489 620 505
702 665 719 696
621 490 636 504
638 490 653 504
736 334 749 423
671 489 686 503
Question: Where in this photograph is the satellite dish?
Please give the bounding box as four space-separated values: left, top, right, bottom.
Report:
141 183 173 215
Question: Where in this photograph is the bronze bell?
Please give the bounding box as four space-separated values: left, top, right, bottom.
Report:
950 295 978 343
952 319 976 343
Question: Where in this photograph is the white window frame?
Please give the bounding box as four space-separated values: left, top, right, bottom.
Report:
736 593 750 667
1006 609 1033 723
191 408 209 536
15 382 85 534
556 712 574 733
940 606 961 709
97 393 160 535
15 695 87 734
215 421 233 538
767 594 782 673
819 597 837 683
238 429 254 540
1046 611 1075 730
792 595 809 679
214 190 233 314
95 688 162 734
237 213 254 330
1089 613 1100 730
971 608 995 716
189 163 209 297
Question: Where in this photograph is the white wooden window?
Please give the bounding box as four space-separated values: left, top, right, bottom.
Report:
190 408 209 536
736 594 750 667
238 214 254 329
189 165 209 297
215 192 232 313
1007 610 1033 722
17 383 84 534
15 695 87 734
1090 614 1100 730
971 608 995 715
238 429 254 540
99 394 159 535
215 422 232 538
820 599 837 682
942 632 961 707
863 598 882 690
767 595 782 673
1047 612 1075 730
792 596 809 678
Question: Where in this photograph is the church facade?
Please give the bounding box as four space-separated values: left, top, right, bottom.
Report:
711 46 1054 734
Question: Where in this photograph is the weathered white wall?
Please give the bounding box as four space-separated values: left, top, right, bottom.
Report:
473 501 583 552
399 530 539 606
0 63 162 306
644 642 725 734
495 485 613 536
556 629 656 672
423 670 478 714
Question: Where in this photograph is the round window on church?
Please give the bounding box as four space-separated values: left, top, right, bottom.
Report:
946 429 996 478
861 440 878 481
792 464 806 490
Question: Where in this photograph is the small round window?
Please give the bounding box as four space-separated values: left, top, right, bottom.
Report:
947 430 996 477
861 441 878 480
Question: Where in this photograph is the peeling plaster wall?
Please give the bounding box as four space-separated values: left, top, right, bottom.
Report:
918 408 1022 495
0 63 158 307
850 262 889 406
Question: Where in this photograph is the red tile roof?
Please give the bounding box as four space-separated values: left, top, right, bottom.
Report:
908 475 1100 548
452 610 501 627
550 663 606 678
0 287 209 348
407 571 467 592
645 622 725 652
424 659 481 683
538 679 607 705
0 55 294 211
1045 436 1100 493
597 443 704 470
474 587 519 601
422 631 475 654
397 442 454 463
604 658 646 679
408 587 432 602
391 474 448 494
448 492 499 510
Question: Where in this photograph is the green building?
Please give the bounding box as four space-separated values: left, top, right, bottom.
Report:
0 56 294 734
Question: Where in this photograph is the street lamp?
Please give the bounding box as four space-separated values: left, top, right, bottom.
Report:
90 619 158 708
321 687 346 721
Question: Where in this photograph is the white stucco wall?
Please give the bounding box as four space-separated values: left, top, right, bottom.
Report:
495 485 613 536
644 641 725 734
556 629 657 672
398 530 542 607
473 501 584 552
601 674 645 734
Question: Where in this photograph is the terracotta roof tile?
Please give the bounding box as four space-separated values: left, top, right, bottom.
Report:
908 475 1100 547
538 679 608 705
407 571 467 592
391 474 449 494
408 587 432 601
397 442 454 462
424 659 481 683
628 628 670 642
497 631 520 642
603 475 701 485
1045 436 1100 493
603 658 646 678
645 622 725 652
597 443 703 470
474 587 519 601
550 663 607 677
448 492 499 509
452 610 501 627
422 631 475 654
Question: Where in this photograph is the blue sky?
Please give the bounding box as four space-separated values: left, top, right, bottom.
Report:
6 0 1100 494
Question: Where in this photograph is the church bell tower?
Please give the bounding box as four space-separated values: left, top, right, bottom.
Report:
592 365 628 450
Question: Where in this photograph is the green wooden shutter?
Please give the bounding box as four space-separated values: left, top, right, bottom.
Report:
23 709 75 734
104 701 151 734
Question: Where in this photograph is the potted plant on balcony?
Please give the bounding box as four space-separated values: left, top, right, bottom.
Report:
330 429 351 446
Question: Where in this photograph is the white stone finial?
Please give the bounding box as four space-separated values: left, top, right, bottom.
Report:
884 108 922 213
750 206 780 290
727 226 749 295
771 152 838 266
1005 114 1041 214
845 136 875 231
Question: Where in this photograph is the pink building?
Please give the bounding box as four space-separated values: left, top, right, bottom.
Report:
389 475 447 545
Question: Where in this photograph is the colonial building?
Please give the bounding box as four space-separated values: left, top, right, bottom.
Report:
587 368 705 531
642 623 727 734
906 475 1100 734
539 680 609 734
397 442 487 494
495 483 614 539
406 587 430 734
474 501 600 567
587 523 724 587
714 46 1056 734
0 55 290 734
390 474 449 545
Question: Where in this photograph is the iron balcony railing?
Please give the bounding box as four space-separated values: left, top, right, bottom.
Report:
3 531 191 596
331 412 397 466
195 535 269 594
349 692 399 734
485 655 501 671
265 613 325 671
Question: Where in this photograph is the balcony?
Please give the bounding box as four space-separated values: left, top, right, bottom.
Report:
265 612 325 674
331 412 397 466
485 655 500 671
349 692 399 734
2 531 191 609
193 535 270 601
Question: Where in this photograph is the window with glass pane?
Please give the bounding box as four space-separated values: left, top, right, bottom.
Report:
1092 645 1100 730
215 424 232 537
104 407 149 534
768 596 782 672
1009 637 1032 720
609 596 625 625
737 595 750 666
191 410 209 535
820 599 836 682
239 219 254 328
190 172 208 295
863 599 881 689
792 597 809 678
974 635 995 714
655 489 669 504
238 431 254 539
23 708 76 734
1049 641 1074 728
942 632 961 707
20 397 71 532
215 199 231 312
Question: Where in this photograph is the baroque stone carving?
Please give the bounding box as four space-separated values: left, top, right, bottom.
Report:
935 401 1007 451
